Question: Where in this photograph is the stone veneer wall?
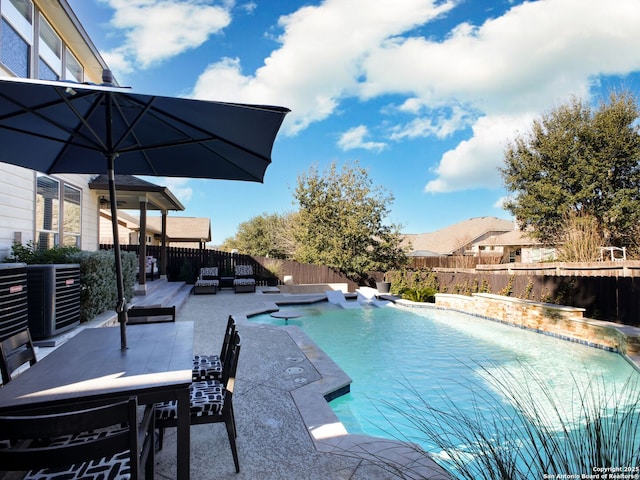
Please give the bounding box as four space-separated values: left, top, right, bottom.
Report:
434 293 640 357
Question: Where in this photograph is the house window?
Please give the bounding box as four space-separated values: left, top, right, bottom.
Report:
36 175 59 250
63 184 81 247
38 14 60 80
0 0 33 77
36 174 82 250
64 47 82 81
2 1 88 83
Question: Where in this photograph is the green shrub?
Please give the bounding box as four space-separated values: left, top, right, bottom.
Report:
5 241 80 264
67 250 136 322
400 287 436 303
387 269 439 296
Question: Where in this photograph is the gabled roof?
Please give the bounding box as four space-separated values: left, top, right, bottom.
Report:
403 216 515 255
477 229 541 247
100 211 211 243
89 174 184 212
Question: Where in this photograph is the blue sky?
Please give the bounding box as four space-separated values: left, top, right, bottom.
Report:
67 0 640 245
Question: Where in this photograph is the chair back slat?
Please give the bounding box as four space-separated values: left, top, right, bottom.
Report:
222 331 241 394
219 316 236 361
0 397 154 478
127 305 176 324
0 329 37 384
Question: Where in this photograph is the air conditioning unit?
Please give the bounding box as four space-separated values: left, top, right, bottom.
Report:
0 263 28 341
27 264 81 341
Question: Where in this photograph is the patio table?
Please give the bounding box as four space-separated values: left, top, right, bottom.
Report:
0 322 194 479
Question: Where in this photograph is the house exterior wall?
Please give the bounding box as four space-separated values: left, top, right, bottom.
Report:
0 168 99 259
522 246 556 263
0 164 35 258
0 1 109 259
98 214 134 246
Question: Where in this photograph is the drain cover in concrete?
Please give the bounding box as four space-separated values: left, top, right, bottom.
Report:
285 366 304 375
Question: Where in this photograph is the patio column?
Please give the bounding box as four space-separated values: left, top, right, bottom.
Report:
161 210 167 279
136 196 148 294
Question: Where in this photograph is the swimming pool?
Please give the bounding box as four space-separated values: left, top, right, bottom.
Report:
250 302 640 475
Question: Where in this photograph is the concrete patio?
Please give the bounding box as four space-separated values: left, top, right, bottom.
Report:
153 286 451 480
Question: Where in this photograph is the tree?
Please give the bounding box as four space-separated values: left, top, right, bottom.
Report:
501 91 640 248
292 161 407 278
220 212 295 258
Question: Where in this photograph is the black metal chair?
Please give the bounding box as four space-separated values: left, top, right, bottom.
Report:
0 329 37 385
0 396 155 480
192 315 236 381
156 331 242 473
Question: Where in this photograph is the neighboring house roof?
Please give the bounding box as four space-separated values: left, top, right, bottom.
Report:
407 250 444 257
478 229 542 247
145 217 211 243
100 212 211 244
99 210 139 229
88 174 185 212
403 216 515 255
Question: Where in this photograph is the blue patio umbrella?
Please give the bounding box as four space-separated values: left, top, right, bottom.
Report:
0 72 289 349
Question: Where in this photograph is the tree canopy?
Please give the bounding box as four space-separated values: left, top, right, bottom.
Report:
292 161 407 278
501 91 640 248
220 212 295 258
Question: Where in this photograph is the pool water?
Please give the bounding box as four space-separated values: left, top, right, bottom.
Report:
250 303 640 472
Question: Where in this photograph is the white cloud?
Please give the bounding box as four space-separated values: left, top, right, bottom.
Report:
142 176 193 204
493 196 509 209
190 0 640 191
390 104 474 140
361 0 640 191
338 125 386 152
101 0 232 70
190 0 457 133
240 2 257 14
424 113 532 192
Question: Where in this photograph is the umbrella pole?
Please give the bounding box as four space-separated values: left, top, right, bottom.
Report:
107 154 128 350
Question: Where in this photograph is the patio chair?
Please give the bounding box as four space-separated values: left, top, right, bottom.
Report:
233 265 256 293
156 331 242 473
0 329 37 385
127 305 176 324
0 396 155 480
192 315 236 381
194 267 220 294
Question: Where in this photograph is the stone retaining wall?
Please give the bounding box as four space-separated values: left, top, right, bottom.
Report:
434 293 640 357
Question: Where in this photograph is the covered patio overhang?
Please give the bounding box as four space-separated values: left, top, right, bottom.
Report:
89 174 185 293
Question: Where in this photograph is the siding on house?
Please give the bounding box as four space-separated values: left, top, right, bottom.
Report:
0 1 109 259
0 164 35 258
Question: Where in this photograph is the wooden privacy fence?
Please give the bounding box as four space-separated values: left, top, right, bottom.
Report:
100 245 358 290
433 271 640 326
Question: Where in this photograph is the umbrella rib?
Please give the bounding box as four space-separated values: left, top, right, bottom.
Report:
48 90 113 170
121 95 275 165
109 95 159 174
0 88 107 152
56 89 109 152
106 94 273 179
